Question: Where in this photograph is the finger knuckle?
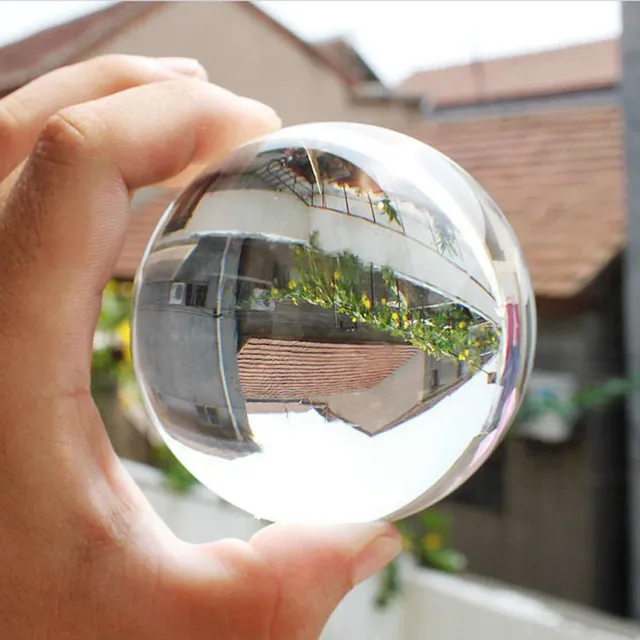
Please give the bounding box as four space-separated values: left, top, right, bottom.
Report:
87 53 143 79
34 108 101 167
162 76 202 96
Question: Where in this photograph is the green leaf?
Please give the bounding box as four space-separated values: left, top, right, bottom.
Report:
374 558 402 609
423 548 467 573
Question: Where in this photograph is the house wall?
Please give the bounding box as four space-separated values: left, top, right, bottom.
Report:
438 260 628 616
156 187 498 321
79 2 421 131
135 235 260 459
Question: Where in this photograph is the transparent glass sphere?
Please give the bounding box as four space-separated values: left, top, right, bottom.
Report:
132 122 536 524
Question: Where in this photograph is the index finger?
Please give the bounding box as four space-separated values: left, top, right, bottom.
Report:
0 77 281 482
0 54 208 180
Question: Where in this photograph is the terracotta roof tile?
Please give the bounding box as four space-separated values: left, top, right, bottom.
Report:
409 105 624 298
399 40 619 106
314 36 379 84
237 338 418 399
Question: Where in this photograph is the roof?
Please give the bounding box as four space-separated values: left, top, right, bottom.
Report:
0 2 159 95
116 104 624 300
236 338 475 437
0 1 362 95
399 40 619 107
410 105 624 298
237 338 418 400
314 36 379 84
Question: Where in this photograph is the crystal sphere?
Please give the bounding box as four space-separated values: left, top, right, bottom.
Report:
131 122 536 524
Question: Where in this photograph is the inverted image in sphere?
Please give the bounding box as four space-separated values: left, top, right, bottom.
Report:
132 122 536 524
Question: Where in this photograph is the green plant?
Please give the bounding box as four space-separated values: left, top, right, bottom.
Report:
429 213 460 258
92 280 203 495
378 197 401 227
152 443 200 494
91 280 134 391
513 372 640 430
375 509 467 608
244 238 499 369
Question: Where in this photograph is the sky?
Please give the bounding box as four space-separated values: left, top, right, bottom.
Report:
0 0 623 85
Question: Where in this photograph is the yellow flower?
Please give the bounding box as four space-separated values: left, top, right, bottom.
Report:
270 288 279 296
391 312 399 321
333 270 341 280
458 321 467 329
288 280 296 289
117 319 132 363
464 349 470 356
458 353 466 361
404 320 410 328
422 533 442 552
362 294 372 310
381 298 387 305
104 280 118 297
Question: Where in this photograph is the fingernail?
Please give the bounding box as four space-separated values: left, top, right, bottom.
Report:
352 526 403 584
157 57 208 80
236 96 282 129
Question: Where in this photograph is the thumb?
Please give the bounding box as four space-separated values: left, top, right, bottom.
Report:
249 522 403 639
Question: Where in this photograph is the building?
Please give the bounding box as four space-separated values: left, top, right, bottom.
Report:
402 42 627 617
0 3 630 617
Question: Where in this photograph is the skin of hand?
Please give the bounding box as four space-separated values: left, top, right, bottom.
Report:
0 55 403 640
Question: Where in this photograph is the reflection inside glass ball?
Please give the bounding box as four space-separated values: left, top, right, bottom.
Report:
132 123 535 524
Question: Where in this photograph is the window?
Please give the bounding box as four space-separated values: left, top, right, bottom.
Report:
196 404 219 425
169 282 186 305
186 283 208 307
195 404 240 442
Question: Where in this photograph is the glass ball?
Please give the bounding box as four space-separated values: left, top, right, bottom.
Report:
132 122 536 524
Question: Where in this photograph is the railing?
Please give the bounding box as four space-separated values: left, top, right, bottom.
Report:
251 160 494 304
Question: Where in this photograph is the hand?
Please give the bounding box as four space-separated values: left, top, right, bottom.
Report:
0 56 402 639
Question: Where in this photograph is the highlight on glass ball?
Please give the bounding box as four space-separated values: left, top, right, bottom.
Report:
131 122 536 524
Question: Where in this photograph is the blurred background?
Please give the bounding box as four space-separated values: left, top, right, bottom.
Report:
1 1 638 638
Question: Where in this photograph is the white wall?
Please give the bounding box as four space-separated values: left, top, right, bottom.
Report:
122 459 640 640
157 188 498 322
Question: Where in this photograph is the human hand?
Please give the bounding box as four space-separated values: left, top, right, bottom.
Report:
0 55 402 639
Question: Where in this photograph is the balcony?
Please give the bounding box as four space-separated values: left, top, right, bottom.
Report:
123 458 640 640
